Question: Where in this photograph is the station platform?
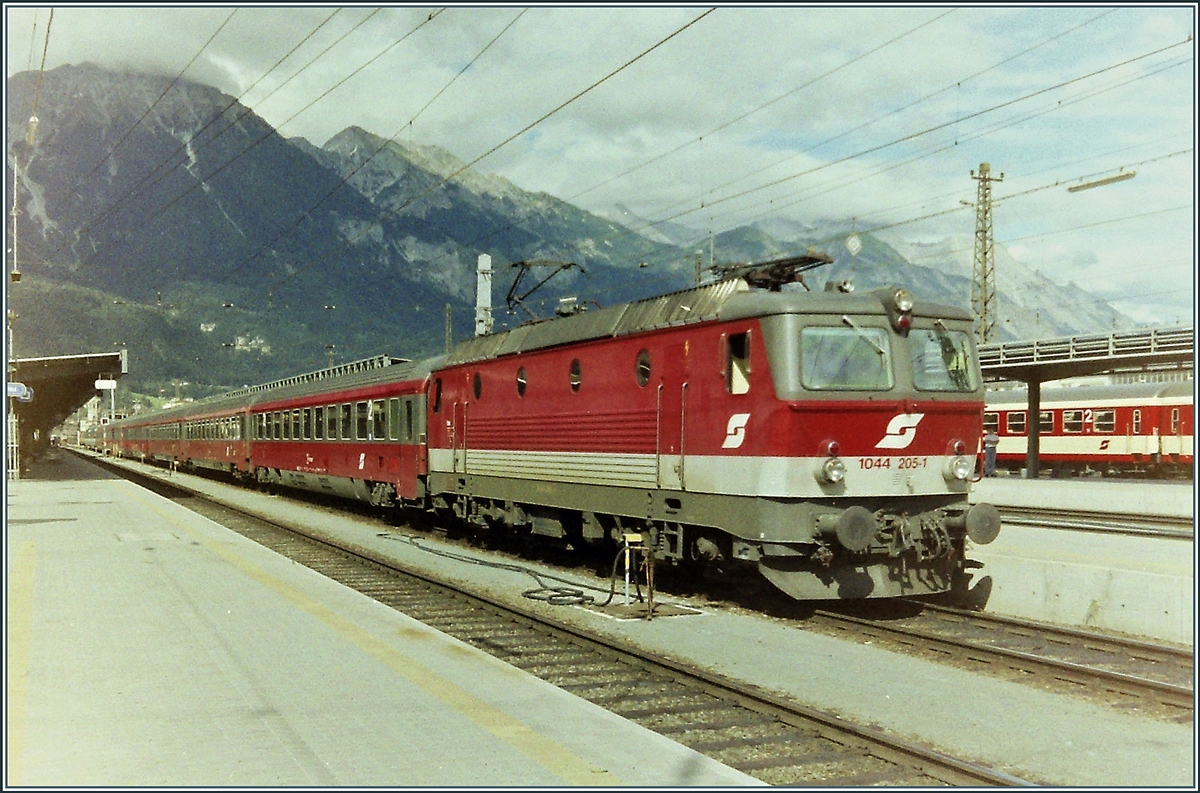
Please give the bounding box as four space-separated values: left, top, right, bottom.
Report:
4 454 761 787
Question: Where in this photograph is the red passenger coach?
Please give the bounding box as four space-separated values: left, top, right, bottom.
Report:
985 381 1194 477
105 260 1002 601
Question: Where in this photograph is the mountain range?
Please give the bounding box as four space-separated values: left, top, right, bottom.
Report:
6 63 1134 402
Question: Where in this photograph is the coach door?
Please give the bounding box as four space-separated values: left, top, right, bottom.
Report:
657 341 688 491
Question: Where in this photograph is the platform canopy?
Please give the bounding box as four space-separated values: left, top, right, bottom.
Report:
7 350 127 457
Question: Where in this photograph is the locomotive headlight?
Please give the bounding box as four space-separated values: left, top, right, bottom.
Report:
892 288 914 313
944 455 973 481
819 456 846 484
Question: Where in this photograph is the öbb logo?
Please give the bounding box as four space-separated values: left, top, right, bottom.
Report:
875 413 925 450
722 413 751 449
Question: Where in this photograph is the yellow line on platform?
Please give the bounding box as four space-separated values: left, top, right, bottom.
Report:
125 488 619 786
6 541 37 787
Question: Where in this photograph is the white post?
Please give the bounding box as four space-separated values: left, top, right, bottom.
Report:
475 254 493 337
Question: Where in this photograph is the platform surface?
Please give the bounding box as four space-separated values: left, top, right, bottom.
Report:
5 455 762 787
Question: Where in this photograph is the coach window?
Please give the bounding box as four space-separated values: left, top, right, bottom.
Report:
372 400 387 440
1094 410 1115 434
516 367 527 397
1171 408 1180 434
983 412 999 434
1006 411 1026 435
356 401 369 440
1133 409 1142 434
1039 411 1054 434
728 332 750 394
328 404 339 440
636 350 651 387
302 408 312 440
271 411 280 440
570 359 582 392
388 398 401 441
341 403 353 440
293 409 302 439
473 373 483 400
314 406 324 440
1062 410 1084 434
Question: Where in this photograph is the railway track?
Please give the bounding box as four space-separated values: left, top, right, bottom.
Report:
805 600 1194 723
89 453 1029 787
997 505 1193 538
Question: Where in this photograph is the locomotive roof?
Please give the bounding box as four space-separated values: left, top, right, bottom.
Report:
985 380 1194 406
446 278 970 367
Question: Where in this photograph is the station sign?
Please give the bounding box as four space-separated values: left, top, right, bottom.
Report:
7 382 33 402
95 379 118 390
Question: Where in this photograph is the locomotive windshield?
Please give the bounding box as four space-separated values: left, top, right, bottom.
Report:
910 328 978 392
800 325 893 390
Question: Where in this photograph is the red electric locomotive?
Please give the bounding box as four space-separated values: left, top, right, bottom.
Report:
985 381 1194 477
104 261 1001 601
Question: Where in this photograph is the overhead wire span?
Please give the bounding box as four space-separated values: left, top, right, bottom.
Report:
64 8 443 272
72 8 350 244
234 8 529 287
60 8 240 201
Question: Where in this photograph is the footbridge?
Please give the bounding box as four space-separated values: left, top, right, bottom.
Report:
978 326 1194 477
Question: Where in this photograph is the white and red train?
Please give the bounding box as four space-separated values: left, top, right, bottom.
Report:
984 381 1194 477
101 268 1001 601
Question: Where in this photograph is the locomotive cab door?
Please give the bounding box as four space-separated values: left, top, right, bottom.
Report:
657 341 688 491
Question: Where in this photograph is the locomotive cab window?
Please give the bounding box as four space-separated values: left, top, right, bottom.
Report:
727 333 750 394
910 328 977 392
1006 411 1026 435
432 378 442 412
800 325 892 391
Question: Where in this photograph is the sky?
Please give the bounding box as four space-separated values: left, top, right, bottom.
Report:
5 4 1197 327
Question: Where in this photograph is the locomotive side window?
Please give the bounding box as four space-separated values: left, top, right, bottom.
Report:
314 406 324 440
473 373 483 400
432 378 442 412
800 326 891 391
516 367 527 397
983 412 999 433
1040 411 1053 433
570 359 582 392
341 403 353 440
1094 410 1115 433
1006 411 1026 435
372 400 387 440
388 398 401 441
910 328 977 392
728 333 750 394
636 350 651 387
1133 409 1142 434
356 401 369 440
1062 410 1084 433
